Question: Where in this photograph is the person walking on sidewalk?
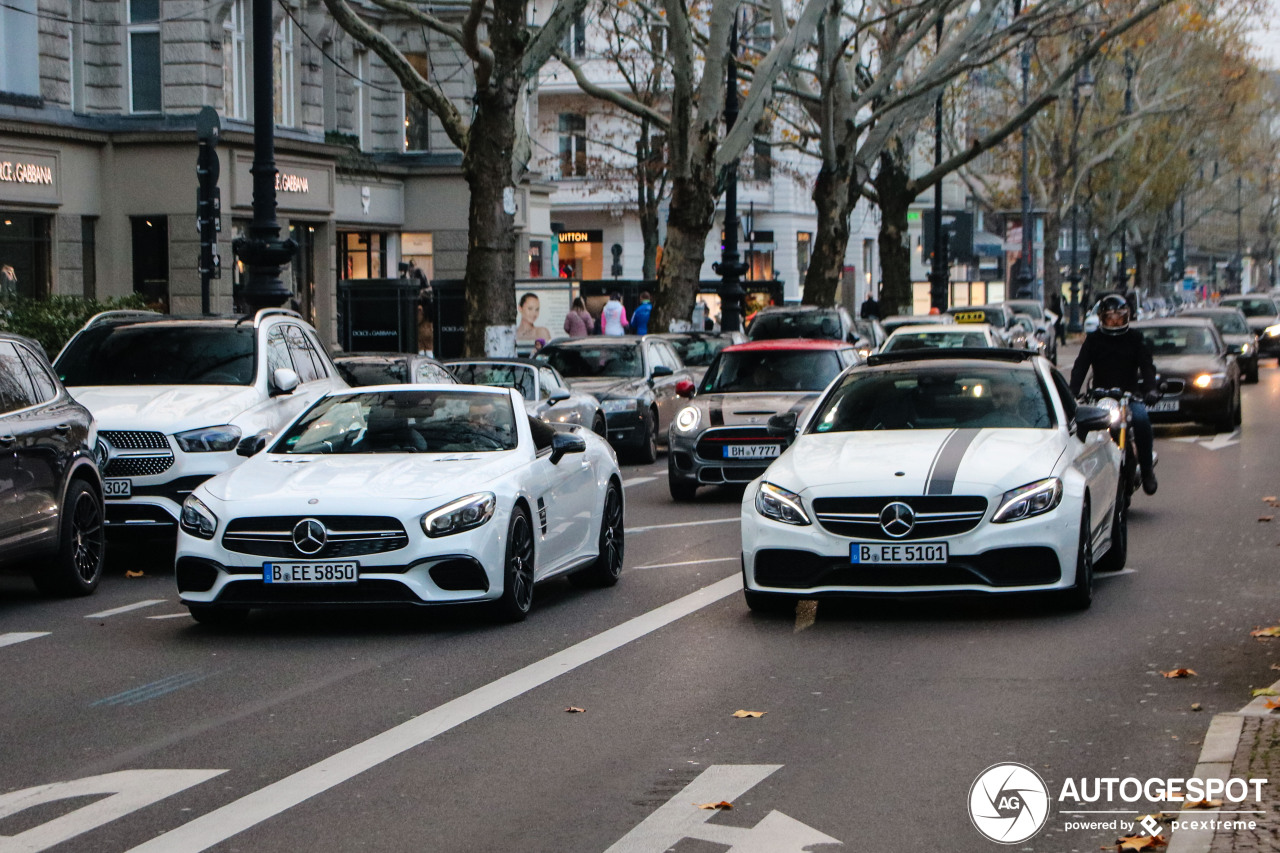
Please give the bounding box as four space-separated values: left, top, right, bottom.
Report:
563 297 593 338
631 292 653 335
601 291 629 336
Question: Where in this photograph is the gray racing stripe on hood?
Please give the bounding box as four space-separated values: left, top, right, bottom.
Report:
925 428 981 495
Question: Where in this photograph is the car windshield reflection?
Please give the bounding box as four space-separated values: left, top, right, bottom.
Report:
449 363 537 399
539 344 643 378
1139 327 1218 356
56 325 256 386
701 350 843 393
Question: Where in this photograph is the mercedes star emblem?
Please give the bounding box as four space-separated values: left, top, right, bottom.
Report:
292 518 327 555
879 502 916 538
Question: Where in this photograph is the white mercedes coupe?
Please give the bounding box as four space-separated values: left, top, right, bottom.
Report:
175 385 624 624
740 349 1125 611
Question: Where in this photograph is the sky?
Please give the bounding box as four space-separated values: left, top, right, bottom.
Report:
1248 3 1280 71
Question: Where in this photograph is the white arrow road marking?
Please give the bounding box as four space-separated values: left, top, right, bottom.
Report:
0 770 225 853
125 575 743 853
0 633 49 649
622 476 657 487
1169 432 1239 450
85 600 165 619
604 765 841 853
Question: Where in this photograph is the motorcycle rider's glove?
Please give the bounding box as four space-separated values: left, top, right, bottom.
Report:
1143 391 1161 406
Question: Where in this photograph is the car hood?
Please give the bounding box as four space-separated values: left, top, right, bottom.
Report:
1219 333 1253 349
203 452 526 504
1241 316 1279 333
561 376 648 399
766 428 1065 495
1152 354 1226 377
66 385 263 432
695 392 818 425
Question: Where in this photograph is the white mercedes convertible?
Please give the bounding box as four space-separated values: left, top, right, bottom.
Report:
741 349 1125 611
175 385 624 624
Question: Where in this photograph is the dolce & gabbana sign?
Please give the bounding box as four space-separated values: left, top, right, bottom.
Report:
233 152 333 213
0 149 59 204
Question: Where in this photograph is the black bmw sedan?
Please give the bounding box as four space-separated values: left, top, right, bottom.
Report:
1133 319 1242 433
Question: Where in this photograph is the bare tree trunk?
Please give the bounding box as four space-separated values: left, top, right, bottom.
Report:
801 164 856 307
1042 204 1063 308
876 148 913 315
637 128 661 281
651 172 716 332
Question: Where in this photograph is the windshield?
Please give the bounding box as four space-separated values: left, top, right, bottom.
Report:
335 359 407 387
808 367 1052 431
881 316 942 335
882 331 993 351
56 324 256 386
747 311 843 340
1006 302 1045 321
275 390 518 454
667 336 734 367
1138 326 1218 356
449 363 537 400
1188 312 1248 335
1224 298 1279 318
539 344 643 378
700 350 843 393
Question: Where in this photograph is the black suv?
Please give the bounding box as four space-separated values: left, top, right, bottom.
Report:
0 333 104 595
745 305 859 343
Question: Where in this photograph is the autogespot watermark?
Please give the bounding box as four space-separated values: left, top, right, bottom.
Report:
968 766 1269 844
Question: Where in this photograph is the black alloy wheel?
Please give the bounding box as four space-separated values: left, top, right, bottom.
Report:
34 480 105 596
494 507 536 621
1095 483 1128 572
570 480 624 587
635 410 658 464
592 413 607 436
1061 504 1094 610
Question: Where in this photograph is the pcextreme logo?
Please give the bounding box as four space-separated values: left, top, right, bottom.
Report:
968 763 1052 844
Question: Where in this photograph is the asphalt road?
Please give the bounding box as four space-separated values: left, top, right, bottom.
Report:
4 350 1280 852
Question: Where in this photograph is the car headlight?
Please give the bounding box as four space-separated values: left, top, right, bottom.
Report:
755 481 811 526
421 492 496 537
1095 396 1122 426
180 494 218 539
600 399 636 414
174 425 242 452
1241 341 1256 356
1265 324 1280 338
1192 372 1226 389
675 406 701 432
992 477 1062 523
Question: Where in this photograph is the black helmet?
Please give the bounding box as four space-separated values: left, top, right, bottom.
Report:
1097 294 1130 335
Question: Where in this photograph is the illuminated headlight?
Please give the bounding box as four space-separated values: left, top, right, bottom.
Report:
992 478 1062 523
755 481 811 526
675 406 701 432
1192 372 1226 389
421 492 496 537
174 425 242 452
180 495 218 539
1095 396 1122 426
600 399 636 414
1241 341 1256 356
1265 324 1280 338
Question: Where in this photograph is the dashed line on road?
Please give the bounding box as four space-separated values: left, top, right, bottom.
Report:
0 632 50 649
148 613 194 621
631 557 739 570
623 476 657 487
631 517 738 534
85 600 166 619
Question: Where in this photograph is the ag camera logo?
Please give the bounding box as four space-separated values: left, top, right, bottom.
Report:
969 763 1051 844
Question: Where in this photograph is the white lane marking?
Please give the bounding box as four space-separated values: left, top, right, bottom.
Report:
126 575 743 853
605 765 841 852
1095 568 1137 579
0 769 226 853
631 557 739 570
631 517 737 534
85 600 165 619
147 613 193 621
0 632 50 649
622 476 657 487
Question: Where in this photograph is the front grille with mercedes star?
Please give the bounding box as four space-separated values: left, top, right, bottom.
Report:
812 496 988 541
100 430 175 477
222 516 410 559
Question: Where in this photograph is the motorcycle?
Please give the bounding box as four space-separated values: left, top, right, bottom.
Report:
1083 387 1157 507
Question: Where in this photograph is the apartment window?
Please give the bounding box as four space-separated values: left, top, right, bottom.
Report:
403 53 430 151
559 114 587 178
81 217 97 298
274 16 295 127
223 0 247 120
748 16 773 54
353 51 368 148
69 0 85 110
0 0 39 97
562 12 586 58
128 0 161 113
648 23 667 55
797 231 811 276
752 140 772 182
528 240 543 277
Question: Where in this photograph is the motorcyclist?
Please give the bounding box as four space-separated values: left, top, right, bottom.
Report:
1069 293 1159 495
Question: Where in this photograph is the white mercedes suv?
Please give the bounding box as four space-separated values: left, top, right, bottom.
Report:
53 309 347 535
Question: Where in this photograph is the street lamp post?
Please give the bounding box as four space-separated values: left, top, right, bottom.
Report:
1113 50 1134 294
232 0 295 313
928 14 949 313
1015 2 1035 300
1067 64 1094 332
712 14 748 333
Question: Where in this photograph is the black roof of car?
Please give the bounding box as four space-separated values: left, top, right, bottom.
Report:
442 356 546 366
866 348 1039 366
1179 307 1245 315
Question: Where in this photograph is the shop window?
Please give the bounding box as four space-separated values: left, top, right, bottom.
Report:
223 0 247 120
130 216 169 311
562 12 586 58
746 249 773 282
128 0 161 113
559 114 587 178
402 232 433 284
274 16 296 127
528 240 543 277
752 140 772 182
0 0 39 98
0 214 51 299
403 53 430 151
81 217 96 299
797 231 811 276
339 231 386 279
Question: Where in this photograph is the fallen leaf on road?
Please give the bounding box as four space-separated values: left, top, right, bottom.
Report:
1264 699 1280 710
125 570 144 578
1272 664 1280 671
1115 834 1167 850
732 710 766 718
1161 668 1197 678
1260 517 1274 523
1253 688 1279 697
1265 496 1277 503
696 801 733 810
565 706 586 713
1182 799 1223 809
1251 626 1280 638
1191 703 1202 711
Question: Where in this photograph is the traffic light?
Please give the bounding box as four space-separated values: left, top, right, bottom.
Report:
195 107 221 313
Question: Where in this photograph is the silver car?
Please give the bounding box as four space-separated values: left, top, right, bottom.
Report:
445 358 607 435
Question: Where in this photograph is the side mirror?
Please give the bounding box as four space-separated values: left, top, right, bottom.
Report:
271 367 301 396
651 364 674 379
1074 405 1112 437
675 379 695 398
547 390 571 405
549 430 587 464
767 412 798 437
236 433 269 457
